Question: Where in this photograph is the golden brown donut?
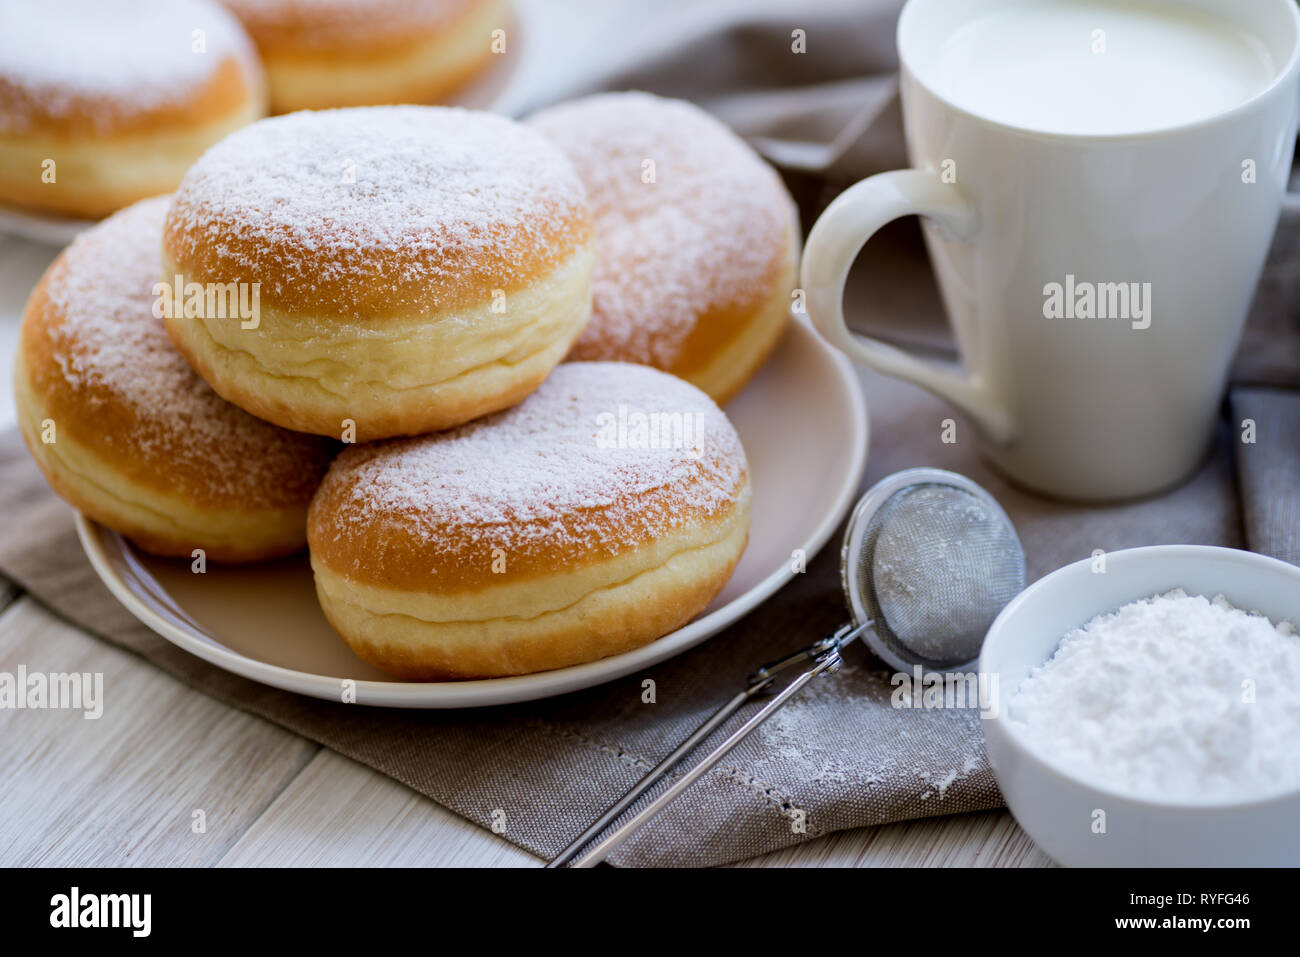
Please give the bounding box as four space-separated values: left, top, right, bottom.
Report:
15 197 335 562
162 106 594 441
307 362 751 679
528 92 800 404
0 0 265 220
219 0 510 114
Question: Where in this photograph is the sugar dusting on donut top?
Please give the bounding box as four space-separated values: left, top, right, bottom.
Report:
164 106 592 320
0 0 259 135
528 92 797 369
30 198 330 505
312 362 748 585
219 0 480 52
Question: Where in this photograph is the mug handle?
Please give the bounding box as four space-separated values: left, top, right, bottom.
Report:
801 169 1015 444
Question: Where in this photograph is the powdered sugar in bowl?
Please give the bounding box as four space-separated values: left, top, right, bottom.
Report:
979 545 1300 867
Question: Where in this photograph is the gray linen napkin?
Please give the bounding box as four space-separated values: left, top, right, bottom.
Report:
1 0 1296 867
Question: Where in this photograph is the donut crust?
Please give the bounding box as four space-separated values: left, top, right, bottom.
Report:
161 106 594 440
15 359 317 561
307 362 752 678
311 501 749 679
15 199 333 561
529 92 800 404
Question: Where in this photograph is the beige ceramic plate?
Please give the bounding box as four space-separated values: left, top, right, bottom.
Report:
77 319 869 708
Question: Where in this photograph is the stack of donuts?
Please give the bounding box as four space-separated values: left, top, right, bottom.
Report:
13 38 800 678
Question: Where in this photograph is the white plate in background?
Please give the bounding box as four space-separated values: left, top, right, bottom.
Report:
77 318 869 708
0 206 96 248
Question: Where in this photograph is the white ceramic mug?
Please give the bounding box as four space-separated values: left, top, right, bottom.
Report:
802 0 1300 501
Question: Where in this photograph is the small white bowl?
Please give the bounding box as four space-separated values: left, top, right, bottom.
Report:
980 544 1300 867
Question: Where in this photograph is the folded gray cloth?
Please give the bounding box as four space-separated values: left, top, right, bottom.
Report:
0 0 1295 867
1230 388 1300 561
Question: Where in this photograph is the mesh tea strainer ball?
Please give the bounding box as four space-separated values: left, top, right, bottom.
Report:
842 467 1025 673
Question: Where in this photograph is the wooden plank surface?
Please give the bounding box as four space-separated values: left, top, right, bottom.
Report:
218 745 1050 867
0 587 1049 868
0 598 319 866
742 810 1053 867
218 750 540 868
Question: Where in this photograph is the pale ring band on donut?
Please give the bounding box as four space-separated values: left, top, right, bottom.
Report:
307 362 751 679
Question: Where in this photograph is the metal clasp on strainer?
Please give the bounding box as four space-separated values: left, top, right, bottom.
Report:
745 623 859 692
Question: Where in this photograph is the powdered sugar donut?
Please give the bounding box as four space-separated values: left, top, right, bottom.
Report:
529 92 799 403
15 197 335 561
0 0 265 219
307 362 751 679
218 0 509 114
162 106 594 441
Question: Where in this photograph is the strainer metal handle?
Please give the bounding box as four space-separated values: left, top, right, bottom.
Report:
548 466 1024 867
544 691 750 869
549 621 868 868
